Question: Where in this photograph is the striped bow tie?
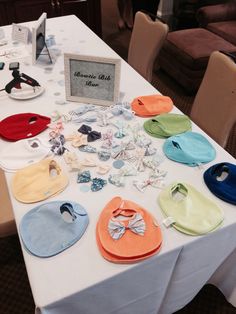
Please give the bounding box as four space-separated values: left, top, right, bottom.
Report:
108 213 146 240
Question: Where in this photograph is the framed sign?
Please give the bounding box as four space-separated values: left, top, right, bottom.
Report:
64 53 121 106
12 23 30 44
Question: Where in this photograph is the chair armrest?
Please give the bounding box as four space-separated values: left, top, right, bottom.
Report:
197 3 236 27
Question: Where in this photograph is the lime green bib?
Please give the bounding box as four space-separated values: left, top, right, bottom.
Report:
144 113 191 138
158 182 224 235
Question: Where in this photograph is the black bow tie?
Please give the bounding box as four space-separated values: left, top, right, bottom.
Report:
78 124 101 142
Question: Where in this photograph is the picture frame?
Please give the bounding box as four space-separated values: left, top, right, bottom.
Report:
64 53 121 106
32 12 48 64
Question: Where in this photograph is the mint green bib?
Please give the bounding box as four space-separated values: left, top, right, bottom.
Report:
158 182 224 235
144 113 191 138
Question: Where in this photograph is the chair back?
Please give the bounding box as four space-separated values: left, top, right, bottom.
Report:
128 11 169 82
190 51 236 148
0 169 16 237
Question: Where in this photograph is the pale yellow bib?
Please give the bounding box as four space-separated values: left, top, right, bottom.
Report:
12 159 69 203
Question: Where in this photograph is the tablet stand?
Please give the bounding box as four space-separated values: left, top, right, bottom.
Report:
36 33 52 64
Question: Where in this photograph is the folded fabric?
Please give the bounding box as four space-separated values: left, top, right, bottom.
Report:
0 137 51 172
0 113 51 141
96 196 162 263
131 94 173 117
12 158 69 203
158 182 224 235
20 201 89 257
204 162 236 205
163 131 216 166
144 113 191 138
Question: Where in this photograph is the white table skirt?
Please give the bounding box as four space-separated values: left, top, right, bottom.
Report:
0 15 235 314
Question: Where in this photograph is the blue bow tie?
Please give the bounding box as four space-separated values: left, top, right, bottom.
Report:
77 170 107 192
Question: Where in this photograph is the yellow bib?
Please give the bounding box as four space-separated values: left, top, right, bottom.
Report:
12 159 69 203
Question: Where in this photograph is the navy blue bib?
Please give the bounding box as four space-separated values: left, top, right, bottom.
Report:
204 162 236 205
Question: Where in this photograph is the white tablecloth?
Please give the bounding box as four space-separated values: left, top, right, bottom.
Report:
0 15 235 314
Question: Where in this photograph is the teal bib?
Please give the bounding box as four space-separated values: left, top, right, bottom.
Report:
163 131 216 166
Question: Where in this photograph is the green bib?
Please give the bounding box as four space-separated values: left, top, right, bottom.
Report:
158 182 224 235
144 113 191 138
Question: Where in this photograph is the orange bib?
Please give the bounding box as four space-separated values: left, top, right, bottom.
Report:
96 196 162 263
131 94 173 117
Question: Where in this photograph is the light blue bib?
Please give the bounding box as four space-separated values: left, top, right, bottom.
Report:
20 201 89 257
163 131 216 166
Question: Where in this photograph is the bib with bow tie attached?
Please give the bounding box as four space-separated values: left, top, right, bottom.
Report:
96 196 162 263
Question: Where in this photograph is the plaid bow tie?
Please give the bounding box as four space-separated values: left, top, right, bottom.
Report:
108 213 146 240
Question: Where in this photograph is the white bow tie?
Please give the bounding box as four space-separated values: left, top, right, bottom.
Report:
133 170 167 192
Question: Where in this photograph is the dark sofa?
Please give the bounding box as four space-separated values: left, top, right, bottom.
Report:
197 1 236 44
159 1 236 94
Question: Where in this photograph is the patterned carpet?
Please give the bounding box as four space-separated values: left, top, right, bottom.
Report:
0 236 35 314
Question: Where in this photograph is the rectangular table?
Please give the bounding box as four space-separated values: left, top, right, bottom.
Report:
0 15 236 314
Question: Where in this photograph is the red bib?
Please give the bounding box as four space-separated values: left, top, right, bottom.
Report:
0 113 51 141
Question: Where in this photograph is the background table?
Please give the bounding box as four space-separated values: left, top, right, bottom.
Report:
0 15 236 314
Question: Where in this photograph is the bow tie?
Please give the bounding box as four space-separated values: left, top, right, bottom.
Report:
77 170 107 191
48 119 64 139
72 114 97 124
69 105 96 117
143 155 164 170
78 124 101 142
49 134 66 156
101 129 118 149
132 147 146 172
65 133 88 147
63 151 83 172
110 102 135 120
133 170 167 192
108 164 137 187
111 141 135 160
108 213 146 240
112 120 128 139
97 110 113 127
